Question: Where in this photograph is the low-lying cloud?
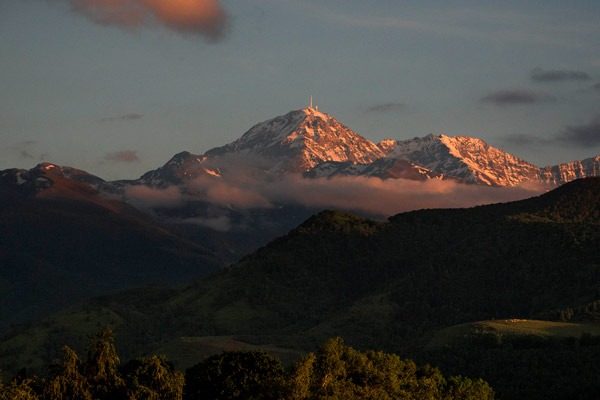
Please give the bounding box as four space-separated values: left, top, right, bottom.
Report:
123 166 549 231
530 68 591 83
67 0 228 40
481 89 556 106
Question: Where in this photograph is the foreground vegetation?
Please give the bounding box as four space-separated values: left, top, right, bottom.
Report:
0 328 493 400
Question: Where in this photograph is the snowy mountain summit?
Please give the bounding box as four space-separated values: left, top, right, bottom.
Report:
206 107 385 172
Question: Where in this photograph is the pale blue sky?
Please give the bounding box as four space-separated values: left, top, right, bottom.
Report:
1 0 599 179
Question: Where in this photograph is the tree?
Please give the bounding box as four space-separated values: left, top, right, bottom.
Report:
184 351 284 400
284 337 490 400
444 376 495 400
121 355 184 400
0 377 40 400
84 327 127 400
42 345 92 400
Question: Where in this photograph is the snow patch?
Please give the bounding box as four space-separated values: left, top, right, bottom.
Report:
16 172 26 185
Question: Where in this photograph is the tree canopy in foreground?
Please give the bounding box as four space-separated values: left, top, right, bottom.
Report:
0 329 493 400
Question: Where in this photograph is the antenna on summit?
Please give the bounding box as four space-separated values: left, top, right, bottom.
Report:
310 96 313 109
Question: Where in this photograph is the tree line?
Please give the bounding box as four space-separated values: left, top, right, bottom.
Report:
0 328 493 400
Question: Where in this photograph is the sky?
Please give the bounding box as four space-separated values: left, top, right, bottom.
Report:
1 0 599 180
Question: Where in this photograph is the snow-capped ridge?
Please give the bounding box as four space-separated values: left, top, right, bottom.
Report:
142 107 600 187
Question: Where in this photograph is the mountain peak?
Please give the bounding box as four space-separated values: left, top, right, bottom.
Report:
383 134 540 186
205 108 385 172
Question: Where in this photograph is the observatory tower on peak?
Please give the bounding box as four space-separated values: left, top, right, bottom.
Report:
309 96 318 111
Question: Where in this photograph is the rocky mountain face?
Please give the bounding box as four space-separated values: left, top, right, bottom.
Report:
376 134 542 186
540 156 600 185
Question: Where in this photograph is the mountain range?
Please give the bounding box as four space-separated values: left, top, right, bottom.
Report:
4 106 600 197
130 107 600 188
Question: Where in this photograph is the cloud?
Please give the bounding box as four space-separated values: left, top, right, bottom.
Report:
258 175 546 218
11 140 49 162
119 153 549 231
557 114 600 147
152 169 546 222
530 68 591 83
20 150 34 160
103 150 140 162
100 112 143 122
365 102 406 114
502 133 552 147
67 0 228 40
502 114 600 149
593 83 600 91
480 89 556 106
187 173 273 208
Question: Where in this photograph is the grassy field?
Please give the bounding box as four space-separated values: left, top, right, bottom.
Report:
427 319 600 349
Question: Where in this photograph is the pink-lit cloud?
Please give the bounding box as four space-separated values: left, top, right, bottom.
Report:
183 170 548 219
263 175 546 217
187 174 272 208
67 0 228 39
121 154 549 230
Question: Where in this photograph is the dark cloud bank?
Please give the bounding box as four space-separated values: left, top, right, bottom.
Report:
558 114 600 147
503 114 600 149
481 89 555 106
530 68 591 83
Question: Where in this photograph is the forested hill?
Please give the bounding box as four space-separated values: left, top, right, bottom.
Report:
1 178 599 399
